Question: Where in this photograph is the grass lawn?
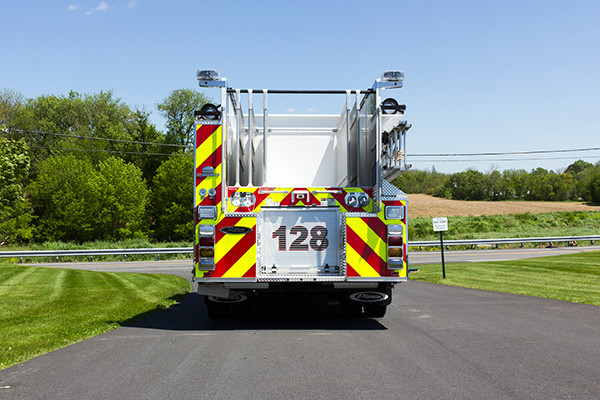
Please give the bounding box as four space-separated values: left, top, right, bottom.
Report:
0 264 190 370
410 250 600 306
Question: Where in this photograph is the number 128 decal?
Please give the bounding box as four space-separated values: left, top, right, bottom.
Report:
272 225 329 251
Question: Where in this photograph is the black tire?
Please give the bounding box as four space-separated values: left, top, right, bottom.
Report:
340 298 362 316
363 304 387 318
206 301 230 318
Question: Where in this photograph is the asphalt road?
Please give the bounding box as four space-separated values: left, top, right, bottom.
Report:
1 249 599 399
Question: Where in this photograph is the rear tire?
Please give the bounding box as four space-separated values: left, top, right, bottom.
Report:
340 298 362 316
363 304 387 318
206 301 230 318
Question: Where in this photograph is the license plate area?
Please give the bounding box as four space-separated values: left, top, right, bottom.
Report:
257 208 345 280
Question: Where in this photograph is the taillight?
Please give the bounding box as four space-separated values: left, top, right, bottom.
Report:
387 224 404 270
197 224 216 270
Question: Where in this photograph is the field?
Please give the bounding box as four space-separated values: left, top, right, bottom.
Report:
408 194 600 218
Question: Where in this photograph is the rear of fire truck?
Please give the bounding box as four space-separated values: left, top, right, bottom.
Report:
193 70 411 318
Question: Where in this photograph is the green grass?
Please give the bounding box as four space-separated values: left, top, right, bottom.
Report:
0 263 190 370
410 251 600 306
408 211 600 241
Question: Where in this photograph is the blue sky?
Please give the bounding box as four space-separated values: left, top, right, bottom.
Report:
1 0 599 173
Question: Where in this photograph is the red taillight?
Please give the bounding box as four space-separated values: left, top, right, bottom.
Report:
387 224 404 270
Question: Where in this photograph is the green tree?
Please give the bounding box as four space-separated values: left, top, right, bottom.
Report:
157 89 210 146
29 154 149 242
150 153 194 241
28 154 98 242
446 169 486 200
0 137 34 244
94 157 149 241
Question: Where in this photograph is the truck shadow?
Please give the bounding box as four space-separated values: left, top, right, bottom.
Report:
125 293 387 331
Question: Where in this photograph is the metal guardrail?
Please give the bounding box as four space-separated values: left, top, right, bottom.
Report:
0 247 192 260
0 236 598 261
409 235 600 248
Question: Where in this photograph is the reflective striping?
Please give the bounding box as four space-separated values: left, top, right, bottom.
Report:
346 217 387 261
194 123 223 279
346 225 387 266
346 243 380 277
222 244 257 278
213 217 257 278
226 187 374 213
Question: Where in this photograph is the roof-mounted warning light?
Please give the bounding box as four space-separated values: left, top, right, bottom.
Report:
382 70 405 82
196 69 220 81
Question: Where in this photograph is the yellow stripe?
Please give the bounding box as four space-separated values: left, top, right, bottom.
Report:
346 217 387 261
222 244 256 278
195 125 222 169
346 244 380 277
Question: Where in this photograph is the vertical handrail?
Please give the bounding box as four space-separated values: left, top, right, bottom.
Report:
235 89 241 186
345 90 351 185
375 85 382 213
263 89 268 186
248 89 254 186
355 90 361 187
220 85 227 213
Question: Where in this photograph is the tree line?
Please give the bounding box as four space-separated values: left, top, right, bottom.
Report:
0 88 207 245
1 87 599 246
392 161 600 203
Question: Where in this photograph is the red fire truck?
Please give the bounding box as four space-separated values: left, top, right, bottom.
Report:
193 70 411 318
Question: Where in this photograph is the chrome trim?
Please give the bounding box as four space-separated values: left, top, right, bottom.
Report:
258 189 289 194
346 277 407 283
225 212 259 218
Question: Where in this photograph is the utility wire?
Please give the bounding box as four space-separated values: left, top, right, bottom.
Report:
31 145 192 157
8 128 190 148
410 156 600 163
412 147 600 157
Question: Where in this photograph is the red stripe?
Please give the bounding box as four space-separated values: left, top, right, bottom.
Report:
213 228 256 277
243 264 256 278
346 224 388 276
196 124 219 148
364 216 387 241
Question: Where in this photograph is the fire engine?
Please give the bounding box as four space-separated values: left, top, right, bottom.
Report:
193 70 411 318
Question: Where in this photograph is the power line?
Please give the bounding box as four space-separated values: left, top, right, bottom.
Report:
8 128 190 148
412 147 600 157
410 156 600 163
31 145 192 157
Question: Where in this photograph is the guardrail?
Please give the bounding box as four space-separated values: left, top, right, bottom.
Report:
1 235 598 262
408 235 600 248
0 247 192 262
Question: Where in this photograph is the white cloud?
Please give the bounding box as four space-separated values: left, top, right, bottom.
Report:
307 107 315 112
67 5 78 11
286 108 295 112
127 1 137 8
96 2 108 11
84 1 109 15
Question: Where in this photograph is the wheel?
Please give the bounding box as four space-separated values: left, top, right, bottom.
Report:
340 298 362 316
205 300 230 318
363 304 387 318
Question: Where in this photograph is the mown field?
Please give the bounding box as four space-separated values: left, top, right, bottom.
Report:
0 264 190 370
411 251 600 307
406 195 600 241
407 194 600 218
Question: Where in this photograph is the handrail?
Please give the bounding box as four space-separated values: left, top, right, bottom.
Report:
1 235 598 260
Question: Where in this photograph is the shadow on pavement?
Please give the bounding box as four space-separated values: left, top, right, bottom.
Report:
125 293 387 331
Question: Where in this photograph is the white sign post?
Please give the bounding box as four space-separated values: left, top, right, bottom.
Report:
432 217 448 278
